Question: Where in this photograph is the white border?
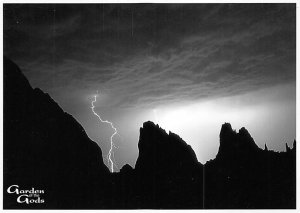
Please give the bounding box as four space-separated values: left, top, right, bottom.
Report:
0 1 298 212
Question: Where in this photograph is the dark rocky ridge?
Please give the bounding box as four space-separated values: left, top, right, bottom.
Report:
4 57 110 208
205 123 296 208
3 58 296 209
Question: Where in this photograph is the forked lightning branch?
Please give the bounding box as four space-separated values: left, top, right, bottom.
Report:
91 91 118 172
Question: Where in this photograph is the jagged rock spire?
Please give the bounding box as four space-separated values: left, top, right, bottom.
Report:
264 143 268 151
286 143 291 152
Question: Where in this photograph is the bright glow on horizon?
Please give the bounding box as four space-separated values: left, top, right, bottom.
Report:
80 84 295 167
151 101 259 163
150 86 295 164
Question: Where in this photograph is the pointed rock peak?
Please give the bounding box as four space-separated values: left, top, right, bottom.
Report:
286 143 291 152
221 122 233 132
217 123 260 160
220 123 236 140
237 126 258 150
293 140 296 150
239 126 255 139
143 120 156 128
142 121 165 133
169 131 182 140
219 123 235 143
238 127 249 135
264 143 268 151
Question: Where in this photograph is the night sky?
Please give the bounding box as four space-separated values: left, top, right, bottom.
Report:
4 4 296 171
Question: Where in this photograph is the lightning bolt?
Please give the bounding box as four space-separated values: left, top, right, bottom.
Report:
91 91 118 173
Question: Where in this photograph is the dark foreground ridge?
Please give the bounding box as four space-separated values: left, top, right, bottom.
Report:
3 58 296 209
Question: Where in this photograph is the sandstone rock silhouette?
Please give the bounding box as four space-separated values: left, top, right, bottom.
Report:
4 57 110 209
133 121 203 208
205 123 296 208
3 57 296 209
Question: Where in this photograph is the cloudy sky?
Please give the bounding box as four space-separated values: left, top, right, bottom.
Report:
4 4 296 171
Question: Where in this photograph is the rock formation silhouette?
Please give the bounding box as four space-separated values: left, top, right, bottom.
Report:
4 57 110 209
133 121 203 208
3 57 296 209
205 123 296 208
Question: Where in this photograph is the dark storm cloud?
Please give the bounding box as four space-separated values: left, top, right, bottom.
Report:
4 4 296 108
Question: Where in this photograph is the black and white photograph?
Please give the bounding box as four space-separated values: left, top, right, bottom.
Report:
3 3 297 209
